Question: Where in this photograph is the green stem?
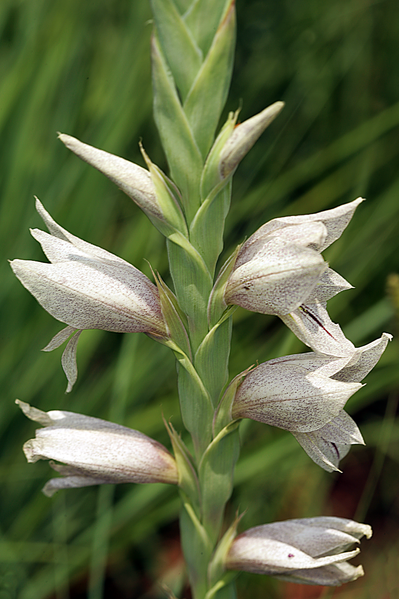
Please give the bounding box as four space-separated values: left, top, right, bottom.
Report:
150 1 238 596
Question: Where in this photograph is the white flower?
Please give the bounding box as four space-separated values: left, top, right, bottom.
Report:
226 517 372 586
232 333 391 471
11 199 166 391
225 199 364 357
17 400 178 496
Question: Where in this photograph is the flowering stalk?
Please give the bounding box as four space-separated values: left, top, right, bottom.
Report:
12 1 392 598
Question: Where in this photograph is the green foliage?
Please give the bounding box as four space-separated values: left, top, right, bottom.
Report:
2 0 399 598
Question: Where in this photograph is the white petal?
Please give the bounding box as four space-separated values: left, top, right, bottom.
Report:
233 362 361 432
226 239 327 315
42 325 77 351
43 474 105 497
239 199 364 255
11 259 164 334
333 332 393 382
281 301 356 357
235 221 328 268
293 516 372 542
227 534 359 575
62 331 82 393
248 520 361 557
275 561 364 586
34 198 135 267
306 268 353 303
58 135 161 218
292 411 364 472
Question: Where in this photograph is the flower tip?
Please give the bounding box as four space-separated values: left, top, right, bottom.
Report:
354 565 365 580
15 398 28 413
58 132 75 147
270 100 285 114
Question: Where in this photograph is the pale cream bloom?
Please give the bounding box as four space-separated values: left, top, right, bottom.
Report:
225 199 364 357
232 333 391 471
11 199 166 391
17 400 178 496
226 517 372 586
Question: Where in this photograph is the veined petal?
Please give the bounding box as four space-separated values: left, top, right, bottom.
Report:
243 518 366 556
43 471 106 497
62 331 83 393
224 199 364 329
11 200 168 390
58 134 162 219
226 516 371 586
10 259 165 335
307 268 353 303
332 332 393 383
34 198 134 268
234 221 328 269
42 325 78 351
232 360 361 432
292 411 364 472
291 516 372 544
18 401 179 494
225 239 327 315
226 536 359 575
275 561 364 586
246 198 364 253
281 301 356 357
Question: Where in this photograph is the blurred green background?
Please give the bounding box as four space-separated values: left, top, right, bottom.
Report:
1 0 398 598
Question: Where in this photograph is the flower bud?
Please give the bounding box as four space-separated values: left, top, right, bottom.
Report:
58 134 161 220
226 517 372 586
219 101 284 179
17 400 178 496
225 198 364 357
10 199 167 391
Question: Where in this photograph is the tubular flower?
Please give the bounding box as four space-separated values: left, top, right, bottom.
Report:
10 199 167 391
225 198 364 357
17 400 178 496
232 333 391 471
226 517 372 586
58 134 161 220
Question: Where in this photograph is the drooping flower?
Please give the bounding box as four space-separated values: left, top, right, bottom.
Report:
225 517 372 586
225 199 364 357
17 400 178 496
10 199 167 391
232 333 391 471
